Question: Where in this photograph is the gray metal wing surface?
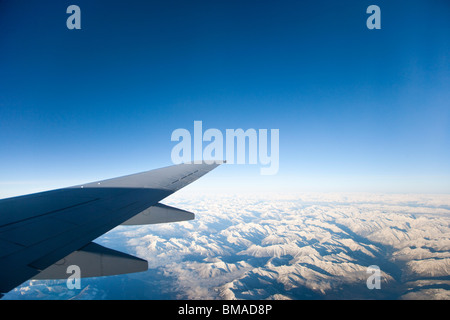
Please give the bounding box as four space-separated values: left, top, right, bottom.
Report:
0 162 222 296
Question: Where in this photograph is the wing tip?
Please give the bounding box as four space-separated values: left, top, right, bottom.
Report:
186 160 226 165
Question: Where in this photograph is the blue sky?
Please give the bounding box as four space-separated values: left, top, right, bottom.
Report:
1 0 449 196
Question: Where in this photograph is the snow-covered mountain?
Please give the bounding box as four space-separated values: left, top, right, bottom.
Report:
5 192 450 300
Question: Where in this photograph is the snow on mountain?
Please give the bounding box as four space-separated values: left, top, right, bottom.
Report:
110 192 449 299
4 192 449 300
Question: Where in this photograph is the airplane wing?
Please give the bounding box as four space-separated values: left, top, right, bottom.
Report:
0 162 222 296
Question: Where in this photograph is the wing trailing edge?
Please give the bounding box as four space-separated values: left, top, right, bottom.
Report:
121 203 194 225
33 242 148 280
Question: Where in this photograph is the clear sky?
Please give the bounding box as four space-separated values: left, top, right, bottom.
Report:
0 0 449 197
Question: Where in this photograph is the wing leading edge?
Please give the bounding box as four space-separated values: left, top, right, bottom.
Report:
0 162 222 296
